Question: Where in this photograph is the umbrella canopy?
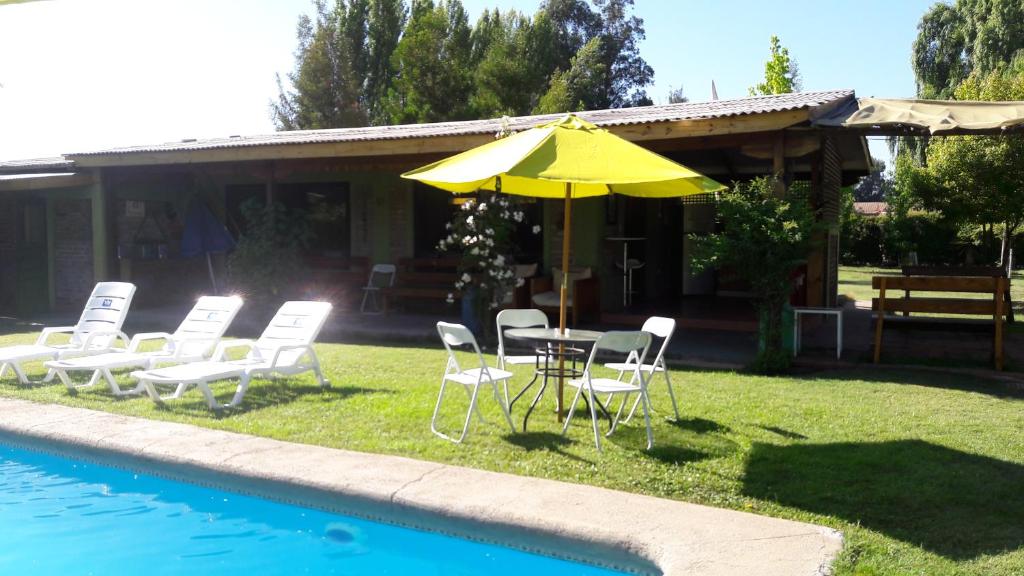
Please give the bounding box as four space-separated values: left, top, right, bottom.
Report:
181 199 236 293
403 115 724 198
403 114 724 337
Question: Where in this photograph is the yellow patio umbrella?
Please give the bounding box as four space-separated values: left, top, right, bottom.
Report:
403 114 725 335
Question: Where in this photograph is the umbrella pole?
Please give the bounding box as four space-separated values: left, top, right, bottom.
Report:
558 183 572 422
206 252 218 295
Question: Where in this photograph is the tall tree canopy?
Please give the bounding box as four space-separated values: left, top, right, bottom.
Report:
749 35 801 96
912 0 1024 98
904 55 1024 264
274 0 655 129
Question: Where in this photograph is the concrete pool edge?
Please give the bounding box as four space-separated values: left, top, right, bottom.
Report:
0 398 842 576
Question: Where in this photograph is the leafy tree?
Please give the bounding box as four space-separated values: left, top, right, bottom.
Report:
386 0 473 123
593 0 653 107
906 55 1024 265
667 85 688 104
365 0 407 124
912 0 1024 98
852 158 891 202
273 0 368 130
470 9 555 117
534 37 607 113
749 35 801 96
690 177 819 372
229 200 312 303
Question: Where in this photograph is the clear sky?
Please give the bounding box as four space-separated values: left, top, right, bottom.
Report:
0 0 935 162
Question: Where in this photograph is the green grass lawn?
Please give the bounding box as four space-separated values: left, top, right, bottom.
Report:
1 332 1022 575
839 265 1024 305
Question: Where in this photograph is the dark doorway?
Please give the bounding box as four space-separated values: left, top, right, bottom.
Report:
413 183 456 257
15 198 48 314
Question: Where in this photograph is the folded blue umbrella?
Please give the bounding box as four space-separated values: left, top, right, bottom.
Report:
181 200 235 293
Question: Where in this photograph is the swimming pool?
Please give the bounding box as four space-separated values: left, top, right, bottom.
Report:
0 443 628 575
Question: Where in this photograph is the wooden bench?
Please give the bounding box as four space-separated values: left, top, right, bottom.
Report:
902 265 1014 323
872 275 1011 370
382 257 460 313
306 256 369 310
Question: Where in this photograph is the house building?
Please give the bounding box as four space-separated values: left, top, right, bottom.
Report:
0 90 871 326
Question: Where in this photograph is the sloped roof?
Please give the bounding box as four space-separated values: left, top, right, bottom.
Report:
68 89 855 157
0 156 74 174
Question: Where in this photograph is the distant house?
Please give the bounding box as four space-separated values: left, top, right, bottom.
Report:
0 90 871 327
854 202 888 217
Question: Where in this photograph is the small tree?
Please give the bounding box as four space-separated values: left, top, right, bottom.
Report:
228 200 312 304
691 177 819 372
749 35 801 96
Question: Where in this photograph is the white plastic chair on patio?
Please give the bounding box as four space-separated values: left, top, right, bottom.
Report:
562 330 653 452
433 321 515 443
360 263 396 313
45 295 244 396
0 282 136 384
130 301 332 410
494 308 549 401
603 316 680 422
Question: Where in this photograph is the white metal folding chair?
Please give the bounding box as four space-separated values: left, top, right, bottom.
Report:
360 264 396 313
433 322 515 443
46 295 244 396
603 316 680 422
494 308 549 404
0 282 136 384
563 330 653 452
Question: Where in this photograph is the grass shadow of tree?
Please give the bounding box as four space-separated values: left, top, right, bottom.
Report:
806 368 1024 400
742 439 1024 559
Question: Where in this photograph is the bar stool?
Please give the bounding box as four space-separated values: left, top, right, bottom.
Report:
615 258 645 307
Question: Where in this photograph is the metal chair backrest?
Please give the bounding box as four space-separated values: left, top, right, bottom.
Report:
583 331 651 380
252 301 333 365
495 309 548 359
437 321 486 374
170 295 244 357
71 282 137 347
367 264 397 289
640 315 676 368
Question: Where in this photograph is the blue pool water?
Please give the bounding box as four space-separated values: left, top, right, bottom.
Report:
0 444 628 575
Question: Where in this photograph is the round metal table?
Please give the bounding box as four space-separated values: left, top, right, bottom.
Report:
503 328 603 430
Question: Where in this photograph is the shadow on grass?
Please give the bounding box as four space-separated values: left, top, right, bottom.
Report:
671 417 731 434
757 425 807 440
602 417 738 465
742 440 1024 559
503 432 593 465
804 367 1024 400
153 380 385 418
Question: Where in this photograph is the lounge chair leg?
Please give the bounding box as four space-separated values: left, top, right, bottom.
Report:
42 369 56 383
11 363 30 385
227 375 250 408
103 369 126 395
309 350 328 387
141 380 164 404
0 363 8 379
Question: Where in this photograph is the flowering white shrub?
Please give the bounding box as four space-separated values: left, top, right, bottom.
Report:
438 193 539 311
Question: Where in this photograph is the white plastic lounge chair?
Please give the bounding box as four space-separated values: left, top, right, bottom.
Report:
45 295 244 396
563 330 653 452
0 282 136 384
130 301 332 409
360 263 396 313
603 316 680 421
433 321 515 443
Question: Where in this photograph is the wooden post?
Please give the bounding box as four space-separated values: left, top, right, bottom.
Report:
994 276 1004 371
557 183 572 422
873 277 886 363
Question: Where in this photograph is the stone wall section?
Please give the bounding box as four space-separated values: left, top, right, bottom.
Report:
54 199 93 310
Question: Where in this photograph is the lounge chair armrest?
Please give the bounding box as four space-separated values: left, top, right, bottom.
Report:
212 339 256 361
128 332 174 353
268 344 314 369
81 330 129 351
169 337 221 360
35 326 76 346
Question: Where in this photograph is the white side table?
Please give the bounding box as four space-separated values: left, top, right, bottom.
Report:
792 307 843 359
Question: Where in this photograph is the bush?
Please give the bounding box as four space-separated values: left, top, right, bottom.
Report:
228 199 311 304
